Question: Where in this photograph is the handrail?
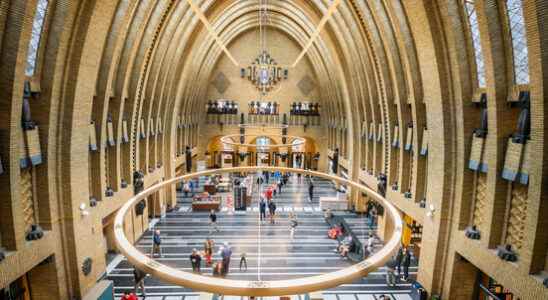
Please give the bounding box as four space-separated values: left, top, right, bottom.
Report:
114 166 402 296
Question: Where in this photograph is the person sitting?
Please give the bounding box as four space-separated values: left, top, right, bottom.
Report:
121 291 137 300
328 224 343 239
324 208 333 220
337 235 354 258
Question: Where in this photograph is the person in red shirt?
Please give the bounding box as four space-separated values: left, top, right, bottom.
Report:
266 187 273 201
121 292 137 300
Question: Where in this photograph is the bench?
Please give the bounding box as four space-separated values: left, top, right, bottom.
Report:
325 215 364 262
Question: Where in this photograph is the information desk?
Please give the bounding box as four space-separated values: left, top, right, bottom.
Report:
192 193 221 211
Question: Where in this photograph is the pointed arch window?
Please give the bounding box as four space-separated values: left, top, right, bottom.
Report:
464 1 487 88
25 0 49 76
506 0 529 85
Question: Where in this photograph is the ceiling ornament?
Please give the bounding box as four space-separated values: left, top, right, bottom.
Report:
212 72 231 94
241 51 288 95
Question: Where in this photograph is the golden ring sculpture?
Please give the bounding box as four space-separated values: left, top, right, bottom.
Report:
237 123 289 129
220 134 305 148
114 166 403 296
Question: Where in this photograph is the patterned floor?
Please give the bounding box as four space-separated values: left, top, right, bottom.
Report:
107 174 416 300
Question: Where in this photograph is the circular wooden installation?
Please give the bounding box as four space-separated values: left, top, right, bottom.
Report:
220 134 305 148
237 123 290 129
114 166 403 296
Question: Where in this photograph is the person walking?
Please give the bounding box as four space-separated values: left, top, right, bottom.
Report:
297 173 302 184
368 205 377 229
209 209 219 233
133 267 146 298
268 201 277 224
308 182 314 202
259 197 267 222
220 242 232 275
395 246 404 275
401 247 412 281
239 252 247 271
151 229 162 257
385 259 397 287
289 212 298 239
277 179 282 194
190 249 202 273
367 233 376 253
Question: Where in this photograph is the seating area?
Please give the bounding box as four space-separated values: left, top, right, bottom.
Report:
325 214 365 262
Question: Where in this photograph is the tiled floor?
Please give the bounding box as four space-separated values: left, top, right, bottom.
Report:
107 174 415 300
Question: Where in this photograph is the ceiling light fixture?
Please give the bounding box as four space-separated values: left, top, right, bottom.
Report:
290 0 341 68
186 0 240 66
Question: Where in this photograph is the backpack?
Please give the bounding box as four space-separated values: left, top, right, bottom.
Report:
153 234 161 245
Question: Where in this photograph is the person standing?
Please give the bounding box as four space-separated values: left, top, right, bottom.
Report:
204 238 214 266
401 247 411 281
190 249 202 273
308 183 314 202
277 179 282 194
268 201 277 224
239 252 247 271
289 213 298 240
297 173 302 184
395 246 403 275
183 181 191 197
133 267 146 298
151 229 162 257
221 242 232 275
209 209 219 233
189 179 195 195
368 205 377 229
259 197 267 222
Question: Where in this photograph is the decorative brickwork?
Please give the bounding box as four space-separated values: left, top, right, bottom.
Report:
505 184 528 252
473 173 488 231
20 169 35 230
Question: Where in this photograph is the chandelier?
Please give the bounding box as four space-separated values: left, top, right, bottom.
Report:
242 51 288 94
240 0 288 95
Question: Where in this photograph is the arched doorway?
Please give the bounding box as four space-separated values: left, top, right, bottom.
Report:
206 135 236 168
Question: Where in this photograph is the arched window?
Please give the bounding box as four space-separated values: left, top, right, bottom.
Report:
26 0 49 76
506 0 529 85
464 1 486 88
256 136 270 151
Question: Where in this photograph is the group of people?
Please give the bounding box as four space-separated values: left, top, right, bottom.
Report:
196 239 249 277
385 246 413 287
248 101 279 115
206 100 239 115
289 102 320 116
